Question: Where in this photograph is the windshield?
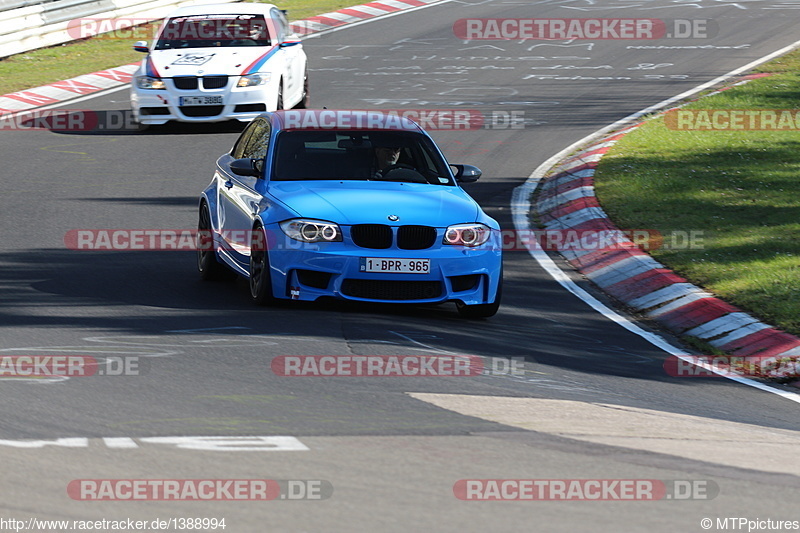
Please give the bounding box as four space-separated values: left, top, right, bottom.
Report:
272 131 454 185
155 14 271 50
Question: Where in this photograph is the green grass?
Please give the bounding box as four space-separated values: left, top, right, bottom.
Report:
0 1 355 95
0 32 147 95
594 48 800 337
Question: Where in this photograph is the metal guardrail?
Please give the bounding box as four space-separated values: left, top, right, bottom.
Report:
0 0 237 59
0 0 58 14
41 0 116 25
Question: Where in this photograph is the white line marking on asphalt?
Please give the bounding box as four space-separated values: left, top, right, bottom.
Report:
389 331 460 355
138 436 309 452
0 436 309 451
167 327 251 333
102 437 138 448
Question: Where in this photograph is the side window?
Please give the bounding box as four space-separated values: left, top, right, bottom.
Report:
270 8 288 42
231 121 258 159
242 119 271 160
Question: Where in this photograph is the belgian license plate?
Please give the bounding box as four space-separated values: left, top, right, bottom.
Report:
179 96 223 106
360 258 430 274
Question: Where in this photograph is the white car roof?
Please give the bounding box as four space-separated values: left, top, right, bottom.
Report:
165 3 279 17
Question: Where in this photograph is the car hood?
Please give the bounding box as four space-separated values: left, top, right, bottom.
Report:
268 181 481 227
147 47 277 77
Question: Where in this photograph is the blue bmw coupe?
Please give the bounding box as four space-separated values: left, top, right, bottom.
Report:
198 110 502 317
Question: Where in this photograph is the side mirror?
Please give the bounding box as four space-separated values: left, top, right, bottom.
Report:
133 41 149 53
230 158 261 177
279 40 301 48
451 164 482 183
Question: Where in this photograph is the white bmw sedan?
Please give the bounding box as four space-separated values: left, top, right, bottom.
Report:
130 3 308 125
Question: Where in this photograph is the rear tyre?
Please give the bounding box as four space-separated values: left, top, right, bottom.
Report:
456 275 502 319
197 203 233 281
249 224 277 305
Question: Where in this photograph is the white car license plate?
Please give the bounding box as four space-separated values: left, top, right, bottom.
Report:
180 96 223 106
360 258 430 274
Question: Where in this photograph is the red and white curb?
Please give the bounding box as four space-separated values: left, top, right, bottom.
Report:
290 0 445 36
534 128 800 365
0 65 139 115
0 0 444 116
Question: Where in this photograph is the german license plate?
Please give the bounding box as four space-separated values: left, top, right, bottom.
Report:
179 96 223 106
360 258 430 274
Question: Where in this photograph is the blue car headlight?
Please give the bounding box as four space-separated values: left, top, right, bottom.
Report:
280 219 342 243
443 223 491 247
136 76 166 90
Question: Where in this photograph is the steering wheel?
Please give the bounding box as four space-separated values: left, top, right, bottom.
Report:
377 163 428 184
380 163 415 177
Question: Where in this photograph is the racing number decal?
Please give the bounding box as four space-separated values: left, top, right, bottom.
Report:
172 54 216 66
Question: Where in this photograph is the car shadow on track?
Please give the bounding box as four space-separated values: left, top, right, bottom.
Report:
3 245 795 437
0 248 475 323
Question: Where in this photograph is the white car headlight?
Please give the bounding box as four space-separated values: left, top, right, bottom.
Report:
280 219 342 243
443 223 491 247
237 73 271 87
136 76 166 90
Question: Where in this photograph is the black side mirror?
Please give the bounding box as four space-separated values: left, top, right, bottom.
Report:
230 158 261 177
451 164 482 183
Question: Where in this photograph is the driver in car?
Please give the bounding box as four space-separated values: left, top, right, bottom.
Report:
372 144 403 179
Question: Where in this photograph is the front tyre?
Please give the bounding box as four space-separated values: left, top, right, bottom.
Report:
249 224 277 305
275 79 284 111
294 69 309 109
130 108 150 132
456 276 502 319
